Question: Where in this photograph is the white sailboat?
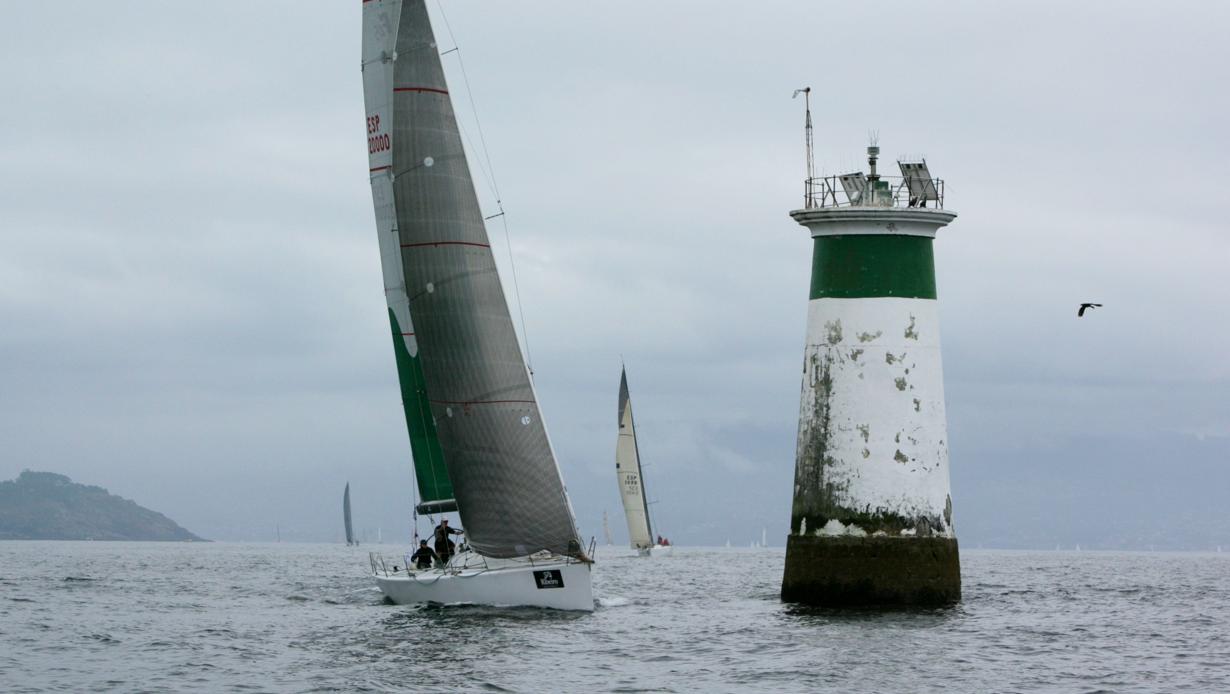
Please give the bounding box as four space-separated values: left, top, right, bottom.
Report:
361 0 593 611
616 368 672 557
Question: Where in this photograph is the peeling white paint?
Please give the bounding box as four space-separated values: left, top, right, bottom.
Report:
795 297 955 536
815 519 867 537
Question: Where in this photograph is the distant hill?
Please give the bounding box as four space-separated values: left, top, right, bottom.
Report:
0 471 205 541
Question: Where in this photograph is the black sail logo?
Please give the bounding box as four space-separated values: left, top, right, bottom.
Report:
533 570 565 589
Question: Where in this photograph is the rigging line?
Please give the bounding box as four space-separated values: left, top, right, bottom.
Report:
498 212 536 372
433 0 536 373
452 117 499 207
434 0 502 202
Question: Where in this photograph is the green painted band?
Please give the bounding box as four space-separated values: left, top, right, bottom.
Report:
809 235 937 300
389 309 453 504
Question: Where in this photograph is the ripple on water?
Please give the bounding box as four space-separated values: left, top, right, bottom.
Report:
0 545 1228 692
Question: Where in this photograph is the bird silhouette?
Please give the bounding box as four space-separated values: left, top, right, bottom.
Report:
1077 303 1102 317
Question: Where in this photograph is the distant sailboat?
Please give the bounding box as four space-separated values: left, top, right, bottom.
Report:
616 368 672 557
343 483 356 546
602 510 613 546
361 0 592 611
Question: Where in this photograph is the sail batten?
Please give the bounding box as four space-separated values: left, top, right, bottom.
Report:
363 0 583 559
616 368 654 549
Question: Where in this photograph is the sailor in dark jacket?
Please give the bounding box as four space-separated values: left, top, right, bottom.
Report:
432 518 464 564
410 540 439 570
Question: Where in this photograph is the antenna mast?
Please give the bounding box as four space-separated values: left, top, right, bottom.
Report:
793 87 814 207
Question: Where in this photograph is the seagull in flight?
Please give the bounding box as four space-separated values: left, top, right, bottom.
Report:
1077 303 1102 317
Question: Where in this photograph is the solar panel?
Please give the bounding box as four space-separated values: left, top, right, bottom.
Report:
838 172 868 205
898 160 939 206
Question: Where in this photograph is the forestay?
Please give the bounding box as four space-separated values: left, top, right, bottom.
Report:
616 369 654 549
361 0 584 559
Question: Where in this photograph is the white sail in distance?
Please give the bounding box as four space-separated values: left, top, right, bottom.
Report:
616 368 654 549
362 0 584 560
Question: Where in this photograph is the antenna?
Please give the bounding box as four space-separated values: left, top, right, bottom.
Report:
793 87 814 207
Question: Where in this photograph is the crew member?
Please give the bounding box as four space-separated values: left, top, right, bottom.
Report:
410 540 439 570
433 518 464 564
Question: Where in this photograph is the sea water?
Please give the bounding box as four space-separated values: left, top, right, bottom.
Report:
2 542 1228 692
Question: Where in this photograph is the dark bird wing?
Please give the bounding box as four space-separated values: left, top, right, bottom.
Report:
1077 303 1102 317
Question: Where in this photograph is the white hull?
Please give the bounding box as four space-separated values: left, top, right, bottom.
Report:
636 544 674 557
372 551 593 612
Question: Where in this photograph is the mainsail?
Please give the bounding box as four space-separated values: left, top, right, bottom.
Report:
616 368 654 549
362 0 584 559
343 482 355 546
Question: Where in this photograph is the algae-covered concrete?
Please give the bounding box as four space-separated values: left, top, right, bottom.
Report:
781 535 960 606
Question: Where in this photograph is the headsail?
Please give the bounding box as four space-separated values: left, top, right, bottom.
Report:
362 0 454 515
343 483 355 546
362 0 584 559
616 368 654 549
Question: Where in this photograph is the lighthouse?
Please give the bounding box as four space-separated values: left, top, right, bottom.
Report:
780 139 960 607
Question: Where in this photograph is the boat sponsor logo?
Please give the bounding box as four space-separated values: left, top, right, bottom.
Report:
533 569 565 590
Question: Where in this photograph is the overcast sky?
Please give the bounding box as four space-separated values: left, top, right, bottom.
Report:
2 1 1227 548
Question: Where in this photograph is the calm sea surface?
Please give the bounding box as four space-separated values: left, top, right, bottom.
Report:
1 542 1228 692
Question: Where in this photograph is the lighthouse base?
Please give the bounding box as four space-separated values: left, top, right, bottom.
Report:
781 535 960 607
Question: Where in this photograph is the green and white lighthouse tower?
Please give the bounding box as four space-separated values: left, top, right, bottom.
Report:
781 135 960 607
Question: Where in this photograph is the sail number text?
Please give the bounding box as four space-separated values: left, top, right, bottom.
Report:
367 114 390 154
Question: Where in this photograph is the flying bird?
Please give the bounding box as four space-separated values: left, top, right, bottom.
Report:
1077 303 1102 317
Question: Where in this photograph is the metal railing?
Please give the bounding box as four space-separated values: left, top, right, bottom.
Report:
369 551 415 577
803 175 946 210
368 545 592 577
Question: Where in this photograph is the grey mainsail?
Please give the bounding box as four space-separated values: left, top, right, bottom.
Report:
616 368 654 549
362 0 584 559
343 482 355 546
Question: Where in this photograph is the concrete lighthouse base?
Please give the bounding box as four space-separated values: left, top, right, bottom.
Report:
781 535 961 607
